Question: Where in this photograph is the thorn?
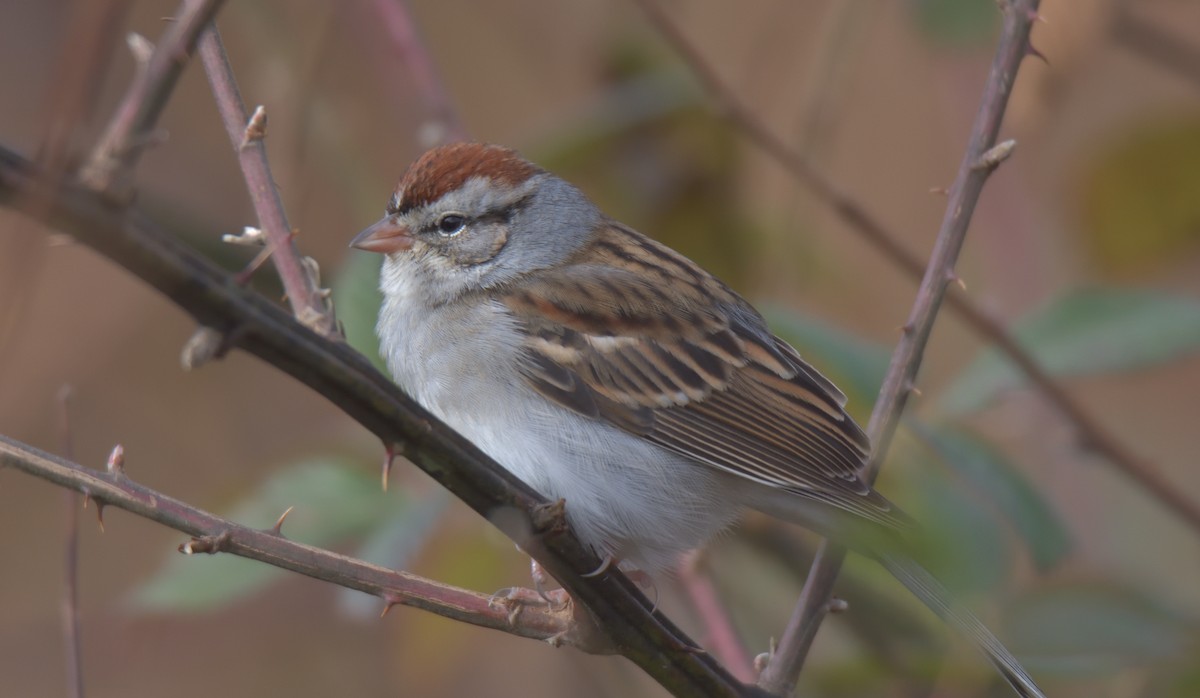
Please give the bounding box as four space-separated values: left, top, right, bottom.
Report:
906 380 923 398
270 506 295 536
106 444 125 477
972 139 1017 171
1026 41 1049 65
827 597 849 613
95 501 106 532
898 322 915 336
928 186 948 196
945 270 967 291
381 443 400 491
239 105 267 149
1027 9 1047 24
379 593 403 618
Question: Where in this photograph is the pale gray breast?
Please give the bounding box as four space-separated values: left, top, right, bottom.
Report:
378 286 526 419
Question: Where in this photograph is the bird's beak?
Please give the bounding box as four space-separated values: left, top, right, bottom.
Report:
349 217 413 253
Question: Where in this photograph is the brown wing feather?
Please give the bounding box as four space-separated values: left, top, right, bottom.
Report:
501 223 902 527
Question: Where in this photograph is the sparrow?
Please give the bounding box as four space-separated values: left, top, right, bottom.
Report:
350 142 1043 697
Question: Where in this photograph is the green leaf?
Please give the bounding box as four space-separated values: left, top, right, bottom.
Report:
1006 585 1191 676
914 423 1071 571
332 252 386 372
940 288 1200 414
761 305 890 410
132 458 394 612
906 468 1011 594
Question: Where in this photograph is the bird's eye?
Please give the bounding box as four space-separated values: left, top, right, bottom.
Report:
436 213 467 236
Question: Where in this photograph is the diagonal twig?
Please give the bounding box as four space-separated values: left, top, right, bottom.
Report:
1112 3 1200 91
0 0 130 384
0 146 759 698
678 551 755 682
366 0 469 147
633 0 1200 534
196 25 339 337
757 3 1041 693
78 0 226 199
0 435 590 649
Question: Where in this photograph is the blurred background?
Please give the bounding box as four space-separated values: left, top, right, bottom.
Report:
3 0 1200 696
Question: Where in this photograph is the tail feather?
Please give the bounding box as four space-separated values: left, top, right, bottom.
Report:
876 551 1045 698
748 488 1045 696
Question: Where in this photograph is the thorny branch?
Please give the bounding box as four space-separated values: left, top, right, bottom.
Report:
0 145 758 698
0 435 586 647
196 23 338 337
758 2 1043 693
78 0 226 199
633 0 1200 535
9 2 750 693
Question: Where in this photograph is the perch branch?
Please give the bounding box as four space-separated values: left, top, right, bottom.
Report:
0 146 757 698
633 0 1200 534
758 2 1041 693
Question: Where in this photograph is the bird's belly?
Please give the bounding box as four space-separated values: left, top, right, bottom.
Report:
379 297 740 572
437 389 740 573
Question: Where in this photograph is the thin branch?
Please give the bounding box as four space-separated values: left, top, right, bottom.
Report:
759 3 1041 693
196 26 338 337
632 0 1200 533
367 0 469 146
0 146 758 698
1112 4 1200 91
0 435 588 647
78 0 227 199
678 552 755 682
1 0 130 381
57 387 84 698
37 0 132 176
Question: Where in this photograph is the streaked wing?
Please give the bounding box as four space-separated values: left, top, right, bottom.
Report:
500 223 902 528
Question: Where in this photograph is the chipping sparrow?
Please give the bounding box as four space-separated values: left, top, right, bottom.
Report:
351 142 1043 698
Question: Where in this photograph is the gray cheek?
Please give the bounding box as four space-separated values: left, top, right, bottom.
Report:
446 221 509 266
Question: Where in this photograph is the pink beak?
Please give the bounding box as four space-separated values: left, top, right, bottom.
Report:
349 217 413 253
